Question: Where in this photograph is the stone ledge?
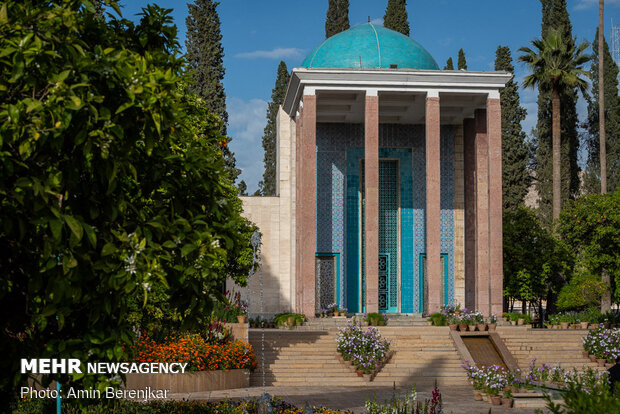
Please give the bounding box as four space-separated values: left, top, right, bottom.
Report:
125 369 249 394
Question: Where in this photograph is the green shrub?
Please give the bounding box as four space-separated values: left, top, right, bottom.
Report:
429 313 447 326
545 382 620 414
273 313 305 327
365 312 386 326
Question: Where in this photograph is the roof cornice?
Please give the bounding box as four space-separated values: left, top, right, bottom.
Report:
283 68 513 116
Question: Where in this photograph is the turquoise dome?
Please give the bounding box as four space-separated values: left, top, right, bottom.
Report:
301 23 438 70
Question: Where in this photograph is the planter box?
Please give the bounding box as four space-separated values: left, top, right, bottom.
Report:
125 369 249 393
224 323 249 342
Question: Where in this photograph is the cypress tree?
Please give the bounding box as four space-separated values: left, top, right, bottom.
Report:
457 48 467 70
534 0 580 223
238 180 248 196
259 61 290 196
495 46 531 210
325 0 350 39
444 57 454 70
383 0 410 36
585 28 620 193
186 0 240 181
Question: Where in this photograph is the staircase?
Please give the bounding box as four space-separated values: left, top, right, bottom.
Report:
248 326 469 387
496 326 603 370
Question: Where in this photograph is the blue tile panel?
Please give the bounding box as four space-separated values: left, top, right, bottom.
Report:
315 123 455 313
440 126 456 307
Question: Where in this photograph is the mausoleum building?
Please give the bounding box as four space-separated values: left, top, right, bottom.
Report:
236 23 510 318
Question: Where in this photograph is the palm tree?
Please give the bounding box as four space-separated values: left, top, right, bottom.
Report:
518 29 591 221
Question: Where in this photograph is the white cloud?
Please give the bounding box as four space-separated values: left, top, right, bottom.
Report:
575 0 620 10
227 97 268 192
235 47 304 59
370 18 384 26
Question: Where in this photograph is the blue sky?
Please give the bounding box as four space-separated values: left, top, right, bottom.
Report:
119 0 620 192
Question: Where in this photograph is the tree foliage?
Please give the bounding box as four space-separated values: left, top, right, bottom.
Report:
557 190 620 303
185 0 240 181
325 0 350 39
457 48 467 70
0 0 256 403
519 28 590 220
584 28 620 194
503 207 571 309
534 0 582 224
495 46 531 210
258 61 289 197
444 57 454 70
383 0 409 37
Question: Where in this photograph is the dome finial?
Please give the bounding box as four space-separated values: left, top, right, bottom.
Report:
368 16 371 23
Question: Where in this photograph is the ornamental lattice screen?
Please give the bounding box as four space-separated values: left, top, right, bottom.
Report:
361 159 399 313
316 255 337 312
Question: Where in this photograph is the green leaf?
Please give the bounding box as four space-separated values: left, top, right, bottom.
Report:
162 240 176 248
115 102 133 114
64 215 83 242
57 70 71 83
49 219 62 240
180 243 196 257
83 223 96 248
101 243 116 256
0 3 8 25
152 111 161 135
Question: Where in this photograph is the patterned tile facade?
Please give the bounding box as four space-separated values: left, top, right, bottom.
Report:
315 123 455 313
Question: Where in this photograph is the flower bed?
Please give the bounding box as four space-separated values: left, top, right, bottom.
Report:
441 304 495 331
336 320 391 380
14 395 353 413
462 358 609 406
132 334 257 372
583 328 620 363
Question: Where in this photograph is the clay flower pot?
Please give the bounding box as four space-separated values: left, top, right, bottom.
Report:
237 315 247 324
363 373 372 382
473 390 483 401
589 354 597 362
582 351 590 358
560 322 569 329
476 323 487 332
490 395 502 406
356 370 363 377
597 358 607 367
580 321 589 329
458 324 468 332
517 318 525 325
501 397 514 408
333 311 340 317
487 323 497 331
449 324 458 331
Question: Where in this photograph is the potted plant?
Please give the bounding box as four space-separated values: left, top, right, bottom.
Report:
488 314 497 331
473 311 486 331
501 389 514 407
448 314 459 331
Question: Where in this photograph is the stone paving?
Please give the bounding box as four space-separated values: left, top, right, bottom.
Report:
170 385 549 413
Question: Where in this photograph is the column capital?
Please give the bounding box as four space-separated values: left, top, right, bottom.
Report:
426 90 440 99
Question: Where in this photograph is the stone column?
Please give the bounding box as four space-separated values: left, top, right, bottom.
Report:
474 109 490 315
365 92 379 313
487 97 503 316
300 94 316 317
426 93 441 314
463 118 477 311
295 107 303 313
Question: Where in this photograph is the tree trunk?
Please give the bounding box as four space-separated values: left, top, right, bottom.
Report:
600 0 607 194
602 268 611 313
552 87 561 221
